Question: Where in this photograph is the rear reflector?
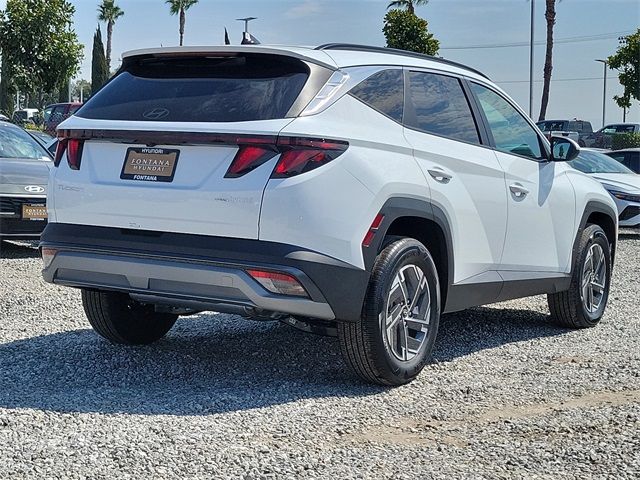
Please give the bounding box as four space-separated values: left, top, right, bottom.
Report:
41 248 58 269
362 213 384 247
246 269 308 297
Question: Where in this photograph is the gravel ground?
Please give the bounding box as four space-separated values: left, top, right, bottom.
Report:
0 232 639 479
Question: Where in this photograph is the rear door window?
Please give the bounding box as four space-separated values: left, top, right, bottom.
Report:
349 69 404 123
76 54 310 122
405 71 480 144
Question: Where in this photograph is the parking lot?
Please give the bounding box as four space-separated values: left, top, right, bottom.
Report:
0 232 638 479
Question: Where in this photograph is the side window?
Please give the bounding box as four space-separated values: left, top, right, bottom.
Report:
568 121 578 131
405 71 480 144
470 83 543 160
349 69 404 123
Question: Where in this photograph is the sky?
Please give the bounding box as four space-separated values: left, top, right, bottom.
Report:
1 0 639 127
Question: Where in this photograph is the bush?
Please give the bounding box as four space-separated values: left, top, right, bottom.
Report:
611 132 640 150
383 9 439 55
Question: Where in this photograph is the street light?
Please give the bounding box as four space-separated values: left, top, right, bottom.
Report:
529 0 535 118
595 59 607 128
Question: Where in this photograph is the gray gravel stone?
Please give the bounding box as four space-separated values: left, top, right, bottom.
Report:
0 232 638 479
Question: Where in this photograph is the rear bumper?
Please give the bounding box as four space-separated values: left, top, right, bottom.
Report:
40 223 370 322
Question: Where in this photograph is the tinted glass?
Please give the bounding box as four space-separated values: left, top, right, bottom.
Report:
350 69 404 122
569 150 634 174
536 121 566 132
471 83 543 160
0 125 51 160
77 55 310 122
406 72 479 144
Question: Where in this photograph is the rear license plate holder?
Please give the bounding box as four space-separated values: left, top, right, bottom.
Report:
121 147 180 183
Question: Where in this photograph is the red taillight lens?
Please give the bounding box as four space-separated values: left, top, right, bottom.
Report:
224 145 278 178
271 137 348 179
246 269 308 297
362 213 385 248
66 139 84 170
54 138 68 167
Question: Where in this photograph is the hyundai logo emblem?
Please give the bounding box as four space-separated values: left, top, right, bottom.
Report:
24 185 45 193
142 108 170 120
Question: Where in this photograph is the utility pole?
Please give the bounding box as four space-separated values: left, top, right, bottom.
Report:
529 0 535 118
595 59 607 128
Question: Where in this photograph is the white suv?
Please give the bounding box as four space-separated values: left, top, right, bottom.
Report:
42 44 618 386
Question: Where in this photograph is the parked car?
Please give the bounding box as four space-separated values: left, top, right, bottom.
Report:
606 148 640 173
536 119 593 144
582 123 640 149
0 121 52 240
41 44 618 386
42 102 82 135
569 149 639 228
27 129 54 149
11 108 40 126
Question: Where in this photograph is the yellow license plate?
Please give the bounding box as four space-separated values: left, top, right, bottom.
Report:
120 147 180 183
22 204 47 220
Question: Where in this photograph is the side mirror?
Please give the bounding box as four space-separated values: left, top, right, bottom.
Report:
550 136 580 162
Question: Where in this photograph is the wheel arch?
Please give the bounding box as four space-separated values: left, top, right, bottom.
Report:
573 201 618 274
364 197 454 308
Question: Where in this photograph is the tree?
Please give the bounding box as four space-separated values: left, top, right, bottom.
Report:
98 0 124 71
387 0 430 15
91 26 109 95
166 0 199 47
538 0 557 121
0 54 15 116
383 9 439 55
0 0 83 109
607 29 640 117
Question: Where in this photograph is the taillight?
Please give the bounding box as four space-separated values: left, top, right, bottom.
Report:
53 138 68 167
271 137 348 179
224 136 348 179
224 145 278 178
66 139 84 170
54 135 84 170
246 269 308 297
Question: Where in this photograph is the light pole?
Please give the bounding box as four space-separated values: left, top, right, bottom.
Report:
595 59 607 128
529 0 535 118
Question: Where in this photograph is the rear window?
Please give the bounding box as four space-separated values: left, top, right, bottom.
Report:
350 69 404 123
536 121 566 132
76 54 310 123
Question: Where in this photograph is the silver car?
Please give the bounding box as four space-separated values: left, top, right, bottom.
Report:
0 121 52 240
569 149 640 228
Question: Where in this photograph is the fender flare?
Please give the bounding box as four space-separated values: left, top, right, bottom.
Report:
570 200 618 275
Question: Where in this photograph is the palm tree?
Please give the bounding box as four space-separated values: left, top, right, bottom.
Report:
166 0 199 47
387 0 429 15
538 0 557 121
97 0 124 72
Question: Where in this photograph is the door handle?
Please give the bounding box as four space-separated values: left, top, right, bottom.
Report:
509 183 530 198
427 167 453 183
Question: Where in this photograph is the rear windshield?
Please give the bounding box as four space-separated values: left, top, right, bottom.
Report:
76 54 310 123
536 121 566 132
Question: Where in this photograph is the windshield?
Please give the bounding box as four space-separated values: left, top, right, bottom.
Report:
569 150 634 174
0 125 51 160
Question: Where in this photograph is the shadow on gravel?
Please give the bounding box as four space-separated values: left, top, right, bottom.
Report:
0 240 40 259
0 306 569 416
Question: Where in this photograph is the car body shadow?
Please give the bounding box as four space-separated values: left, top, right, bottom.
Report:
0 307 568 416
0 240 40 259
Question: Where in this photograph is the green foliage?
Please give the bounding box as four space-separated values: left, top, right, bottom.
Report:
165 0 199 16
0 54 15 116
91 26 109 95
387 0 430 15
607 29 640 110
98 0 124 23
383 9 439 55
0 0 83 106
611 132 640 150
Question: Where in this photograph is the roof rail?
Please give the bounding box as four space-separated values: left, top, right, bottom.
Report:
315 43 490 80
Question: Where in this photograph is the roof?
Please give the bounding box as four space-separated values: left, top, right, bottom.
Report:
121 44 490 82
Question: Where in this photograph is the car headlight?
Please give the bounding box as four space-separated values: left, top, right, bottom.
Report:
609 190 640 203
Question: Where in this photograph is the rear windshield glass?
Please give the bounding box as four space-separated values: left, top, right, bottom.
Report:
536 121 566 132
76 54 310 122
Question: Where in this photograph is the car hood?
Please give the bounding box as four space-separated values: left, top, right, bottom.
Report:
590 173 640 193
0 157 52 195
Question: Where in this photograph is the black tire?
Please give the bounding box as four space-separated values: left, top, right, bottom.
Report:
81 289 178 345
547 224 611 328
338 238 441 386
